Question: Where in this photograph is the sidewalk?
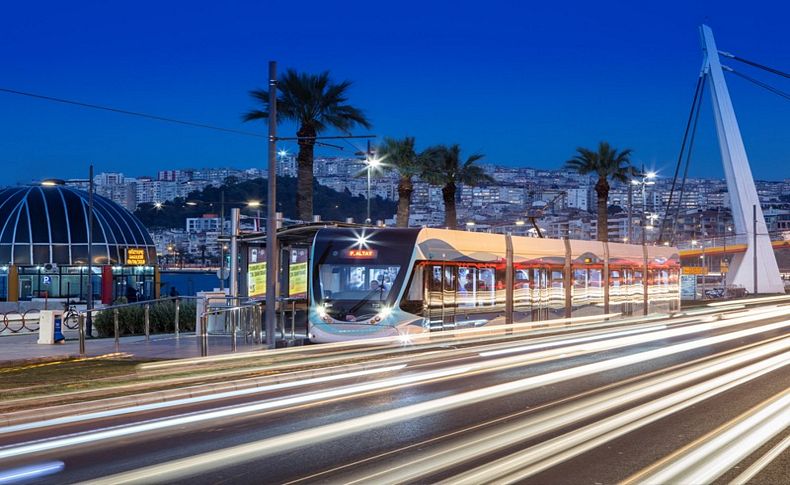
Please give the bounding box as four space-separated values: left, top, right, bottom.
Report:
0 331 266 364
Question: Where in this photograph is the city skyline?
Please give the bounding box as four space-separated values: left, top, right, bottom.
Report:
1 0 789 184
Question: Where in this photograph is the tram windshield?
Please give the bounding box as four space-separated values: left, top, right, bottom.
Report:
317 264 401 301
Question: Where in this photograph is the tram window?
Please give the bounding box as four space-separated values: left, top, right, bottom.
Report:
479 267 496 306
573 269 587 289
611 270 621 288
590 269 602 288
444 266 456 291
458 266 476 308
431 266 442 291
551 270 564 288
400 265 424 314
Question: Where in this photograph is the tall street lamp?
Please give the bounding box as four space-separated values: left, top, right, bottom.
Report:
630 168 657 244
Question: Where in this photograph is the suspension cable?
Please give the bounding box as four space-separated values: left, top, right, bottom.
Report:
657 73 705 244
669 74 707 245
723 67 790 101
719 51 790 79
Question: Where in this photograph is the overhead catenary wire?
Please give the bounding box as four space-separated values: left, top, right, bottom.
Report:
719 51 790 79
0 86 267 138
0 86 372 151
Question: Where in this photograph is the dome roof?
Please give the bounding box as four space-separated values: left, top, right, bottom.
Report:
0 185 155 266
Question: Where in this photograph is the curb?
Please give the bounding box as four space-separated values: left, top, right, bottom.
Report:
0 356 409 429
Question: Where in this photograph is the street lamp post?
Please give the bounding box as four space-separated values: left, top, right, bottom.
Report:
364 140 380 225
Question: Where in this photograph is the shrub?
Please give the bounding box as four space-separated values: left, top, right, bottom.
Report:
94 300 197 338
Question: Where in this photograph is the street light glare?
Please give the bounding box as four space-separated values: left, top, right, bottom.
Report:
646 171 658 179
277 149 288 158
247 201 262 208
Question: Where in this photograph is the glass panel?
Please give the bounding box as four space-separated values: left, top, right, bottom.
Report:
13 245 31 265
33 245 50 264
0 245 11 264
15 206 30 243
28 189 50 244
63 190 88 244
43 188 69 243
52 245 70 264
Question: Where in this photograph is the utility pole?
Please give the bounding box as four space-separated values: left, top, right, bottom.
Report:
753 204 758 294
265 61 278 349
219 190 225 291
86 164 94 338
627 182 633 243
365 139 372 225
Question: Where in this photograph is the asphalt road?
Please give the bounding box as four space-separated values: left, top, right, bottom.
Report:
0 300 788 484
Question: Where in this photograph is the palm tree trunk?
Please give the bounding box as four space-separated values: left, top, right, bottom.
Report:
396 175 413 227
442 182 457 229
296 124 317 222
595 177 610 242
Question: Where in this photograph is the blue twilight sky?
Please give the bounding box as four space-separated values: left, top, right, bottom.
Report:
0 0 787 184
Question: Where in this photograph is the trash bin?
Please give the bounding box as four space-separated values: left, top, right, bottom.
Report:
38 310 66 344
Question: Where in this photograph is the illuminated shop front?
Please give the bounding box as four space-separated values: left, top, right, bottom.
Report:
0 185 158 302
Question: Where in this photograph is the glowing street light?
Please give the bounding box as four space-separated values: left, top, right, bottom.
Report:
365 154 384 225
154 202 163 209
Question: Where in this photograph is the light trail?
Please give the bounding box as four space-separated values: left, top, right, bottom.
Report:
442 352 790 484
79 318 790 484
0 461 64 484
623 389 790 485
338 336 790 484
0 309 733 435
727 433 790 485
0 364 473 461
0 364 407 435
479 325 666 357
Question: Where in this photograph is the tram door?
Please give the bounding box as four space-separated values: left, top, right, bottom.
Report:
425 264 456 331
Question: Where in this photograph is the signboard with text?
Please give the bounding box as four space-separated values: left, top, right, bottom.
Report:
126 248 147 265
248 262 266 297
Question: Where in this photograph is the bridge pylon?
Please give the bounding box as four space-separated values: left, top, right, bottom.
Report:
700 24 784 294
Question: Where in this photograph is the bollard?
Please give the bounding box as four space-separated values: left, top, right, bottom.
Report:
203 312 209 356
144 304 150 341
78 312 86 357
174 299 180 338
113 308 120 350
231 308 237 352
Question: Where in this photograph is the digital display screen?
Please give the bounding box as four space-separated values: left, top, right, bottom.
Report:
126 248 146 265
346 248 377 259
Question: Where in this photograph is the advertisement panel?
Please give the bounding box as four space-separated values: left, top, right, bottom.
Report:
248 262 266 297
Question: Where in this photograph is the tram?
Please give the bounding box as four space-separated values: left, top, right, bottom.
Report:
307 227 680 343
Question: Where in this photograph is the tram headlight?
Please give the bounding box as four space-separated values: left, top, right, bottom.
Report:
371 305 392 324
317 304 332 323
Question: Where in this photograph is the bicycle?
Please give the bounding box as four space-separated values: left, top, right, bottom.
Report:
62 300 80 330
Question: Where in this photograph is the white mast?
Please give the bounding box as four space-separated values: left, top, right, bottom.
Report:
700 24 783 293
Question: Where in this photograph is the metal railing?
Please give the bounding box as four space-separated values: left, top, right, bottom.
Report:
0 309 41 334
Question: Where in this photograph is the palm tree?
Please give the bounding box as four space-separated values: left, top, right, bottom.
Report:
376 137 418 227
565 141 634 242
243 69 372 221
420 144 493 229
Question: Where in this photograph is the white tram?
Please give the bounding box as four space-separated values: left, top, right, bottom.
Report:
308 227 680 343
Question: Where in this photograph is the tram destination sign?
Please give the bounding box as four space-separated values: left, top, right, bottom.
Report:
345 248 377 259
126 248 147 265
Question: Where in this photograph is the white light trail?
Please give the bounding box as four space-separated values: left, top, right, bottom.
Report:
0 364 407 435
444 353 790 484
625 390 790 485
0 461 64 484
339 337 790 484
0 364 466 461
81 318 790 484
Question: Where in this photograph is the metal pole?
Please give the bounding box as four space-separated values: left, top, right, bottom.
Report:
113 308 119 350
366 139 372 225
174 298 180 338
78 312 85 356
219 190 226 291
627 182 633 243
291 299 296 339
144 303 150 341
86 164 94 338
200 312 207 357
230 208 240 298
753 204 758 294
265 60 278 349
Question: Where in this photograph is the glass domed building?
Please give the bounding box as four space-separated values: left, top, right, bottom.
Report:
0 184 158 302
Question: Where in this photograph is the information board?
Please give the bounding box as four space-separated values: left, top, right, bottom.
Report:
126 248 147 265
248 262 266 297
